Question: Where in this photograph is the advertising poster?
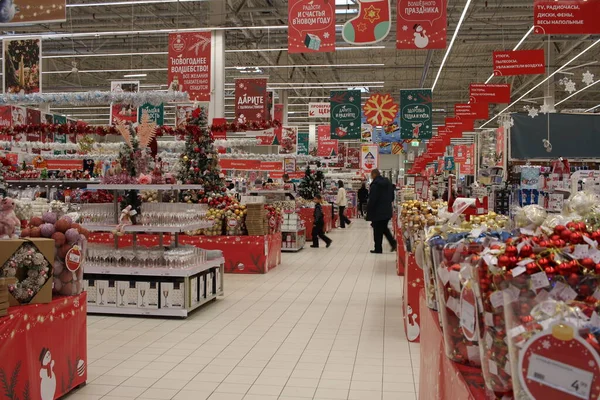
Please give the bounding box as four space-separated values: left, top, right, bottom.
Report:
3 37 41 94
493 49 545 76
175 103 208 128
0 1 66 25
378 142 392 155
333 142 348 168
297 132 309 155
284 158 296 173
534 0 600 35
279 126 298 155
0 106 11 127
341 0 391 45
392 142 404 155
372 117 401 143
110 81 139 125
396 0 446 49
347 147 360 169
11 105 26 126
27 108 41 124
288 0 335 53
235 78 268 124
363 93 399 126
317 125 338 157
361 124 373 142
469 83 511 104
54 114 67 124
361 144 379 173
138 103 164 125
454 103 489 120
400 89 433 139
521 166 541 189
168 32 211 101
443 156 455 171
330 90 361 140
309 102 330 118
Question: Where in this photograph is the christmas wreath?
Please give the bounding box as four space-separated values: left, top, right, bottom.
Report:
1 243 50 303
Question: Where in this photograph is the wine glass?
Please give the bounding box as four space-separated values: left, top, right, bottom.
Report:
140 289 146 307
119 288 126 306
162 289 169 308
98 287 105 305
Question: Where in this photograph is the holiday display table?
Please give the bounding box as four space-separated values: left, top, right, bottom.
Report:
419 291 488 400
394 216 405 276
0 293 87 400
299 205 333 240
179 233 282 274
402 247 424 342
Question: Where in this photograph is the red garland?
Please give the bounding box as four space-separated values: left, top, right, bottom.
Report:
210 119 281 135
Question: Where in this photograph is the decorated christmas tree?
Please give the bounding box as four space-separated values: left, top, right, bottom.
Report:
298 165 324 200
177 108 226 204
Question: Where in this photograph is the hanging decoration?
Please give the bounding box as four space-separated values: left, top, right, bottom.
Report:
341 0 391 45
0 90 188 107
114 119 133 148
136 110 158 149
523 105 539 119
582 70 595 86
539 103 556 114
362 94 399 126
500 115 514 130
559 77 577 94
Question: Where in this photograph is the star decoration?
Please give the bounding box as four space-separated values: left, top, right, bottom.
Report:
560 77 577 93
357 23 368 32
501 117 514 129
583 70 595 86
402 25 408 31
349 96 354 102
323 32 330 39
524 105 539 118
542 340 551 349
364 5 381 23
539 103 555 114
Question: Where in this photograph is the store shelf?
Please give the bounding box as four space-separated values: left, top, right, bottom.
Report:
248 190 293 195
7 179 98 186
87 184 205 190
85 257 224 277
82 221 212 233
282 228 305 233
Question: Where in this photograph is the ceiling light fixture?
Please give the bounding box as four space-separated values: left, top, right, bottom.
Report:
67 0 205 7
44 68 166 75
224 81 384 86
123 73 147 78
226 63 384 70
431 0 472 91
480 38 600 128
485 26 535 84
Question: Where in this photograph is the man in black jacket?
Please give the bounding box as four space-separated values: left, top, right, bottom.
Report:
366 169 397 254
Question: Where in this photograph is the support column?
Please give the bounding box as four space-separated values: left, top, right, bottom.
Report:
209 31 225 123
280 90 289 125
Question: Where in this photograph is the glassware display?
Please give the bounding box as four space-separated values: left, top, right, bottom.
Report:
86 243 208 270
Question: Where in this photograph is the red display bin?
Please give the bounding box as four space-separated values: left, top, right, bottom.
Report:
299 205 333 240
0 293 87 400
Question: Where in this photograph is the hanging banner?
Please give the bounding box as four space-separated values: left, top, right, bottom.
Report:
534 0 600 35
258 161 283 171
341 0 391 45
297 132 309 155
26 108 41 124
274 104 283 122
443 156 455 171
363 93 399 126
0 106 10 127
361 124 374 142
110 81 139 125
309 102 330 118
347 147 360 169
333 142 348 168
0 0 66 25
400 89 433 139
3 37 41 94
283 158 296 173
288 0 335 53
168 32 211 102
235 78 268 125
317 125 338 157
361 144 379 173
279 126 298 155
53 114 67 125
469 83 511 104
454 103 489 120
330 90 361 140
138 103 164 125
493 49 545 76
396 0 447 49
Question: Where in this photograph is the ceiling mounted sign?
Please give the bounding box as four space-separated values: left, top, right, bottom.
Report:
308 102 330 118
396 0 447 49
0 0 66 25
534 0 600 35
454 103 489 120
234 78 268 125
493 49 546 76
330 90 361 140
400 89 433 140
288 0 335 53
362 93 399 126
342 0 391 45
469 83 511 104
168 32 211 102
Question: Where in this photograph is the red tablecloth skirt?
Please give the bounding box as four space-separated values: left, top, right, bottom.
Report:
0 293 87 400
402 252 424 342
299 205 332 240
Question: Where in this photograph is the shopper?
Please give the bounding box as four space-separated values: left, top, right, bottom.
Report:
366 169 397 254
282 173 297 191
357 182 368 217
311 194 332 248
336 180 352 228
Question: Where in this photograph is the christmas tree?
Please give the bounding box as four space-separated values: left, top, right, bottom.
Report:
177 108 226 203
298 165 324 200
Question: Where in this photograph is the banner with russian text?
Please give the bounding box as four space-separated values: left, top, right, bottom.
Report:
469 83 511 104
396 0 446 50
400 89 432 139
493 49 545 76
309 102 330 118
534 1 600 35
454 103 489 120
168 32 211 102
297 132 309 155
317 125 338 157
288 0 335 53
330 90 361 140
279 126 298 155
347 147 360 169
235 78 268 125
138 103 164 125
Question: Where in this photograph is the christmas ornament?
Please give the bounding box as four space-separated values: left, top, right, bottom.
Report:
342 0 391 45
362 93 399 126
524 105 539 119
539 103 555 114
0 90 188 107
137 109 158 149
582 70 595 86
1 243 50 303
559 77 577 94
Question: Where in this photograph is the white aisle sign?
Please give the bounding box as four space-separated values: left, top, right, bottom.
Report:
309 103 330 118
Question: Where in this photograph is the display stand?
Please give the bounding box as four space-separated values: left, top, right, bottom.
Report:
394 214 405 276
281 213 306 253
0 293 87 400
179 234 282 274
419 291 489 400
298 205 332 240
402 247 424 342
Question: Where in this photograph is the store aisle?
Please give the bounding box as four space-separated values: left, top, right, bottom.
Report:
70 220 419 400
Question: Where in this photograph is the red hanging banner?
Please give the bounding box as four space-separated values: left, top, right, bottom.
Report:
347 147 360 169
454 103 489 120
534 0 600 35
168 32 211 102
492 49 546 76
469 83 511 104
234 78 268 125
317 125 338 157
288 0 335 53
396 0 447 50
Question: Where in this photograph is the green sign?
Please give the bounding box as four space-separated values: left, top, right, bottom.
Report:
138 103 164 125
411 140 420 147
53 114 67 124
297 132 309 155
400 89 432 140
330 90 361 140
444 156 455 171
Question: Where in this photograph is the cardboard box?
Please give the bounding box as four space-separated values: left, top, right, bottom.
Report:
190 276 199 306
117 281 138 308
96 280 117 307
83 279 97 305
136 281 158 309
160 281 184 309
0 239 54 306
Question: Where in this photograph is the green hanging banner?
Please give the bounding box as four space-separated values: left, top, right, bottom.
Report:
53 114 67 124
400 89 433 140
330 90 361 140
138 103 164 125
297 132 309 155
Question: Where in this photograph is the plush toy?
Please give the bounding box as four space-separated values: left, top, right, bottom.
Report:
0 197 21 239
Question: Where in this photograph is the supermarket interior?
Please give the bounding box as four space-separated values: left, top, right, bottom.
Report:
1 1 600 400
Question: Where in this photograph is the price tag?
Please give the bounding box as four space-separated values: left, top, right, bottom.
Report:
460 299 476 334
526 354 593 399
437 267 450 285
504 285 520 304
591 312 600 328
583 235 598 249
449 270 461 292
531 271 550 290
65 246 83 272
467 346 479 363
509 325 525 338
446 297 460 315
485 332 493 348
535 289 550 304
489 359 498 375
550 282 567 300
490 291 504 309
512 266 526 277
572 245 590 259
560 286 578 302
484 312 494 327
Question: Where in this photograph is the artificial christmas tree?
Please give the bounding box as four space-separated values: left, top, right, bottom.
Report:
298 165 324 200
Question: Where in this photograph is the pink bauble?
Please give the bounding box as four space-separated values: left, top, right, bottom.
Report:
65 228 80 244
59 268 73 284
53 260 64 275
42 212 57 224
40 223 55 238
60 282 73 295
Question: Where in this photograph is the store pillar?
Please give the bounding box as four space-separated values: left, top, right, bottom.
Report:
209 30 225 124
280 90 289 125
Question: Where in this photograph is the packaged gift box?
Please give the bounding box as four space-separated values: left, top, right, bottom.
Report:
304 33 321 51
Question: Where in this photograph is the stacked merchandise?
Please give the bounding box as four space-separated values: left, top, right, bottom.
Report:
282 211 305 251
246 203 268 236
0 277 9 316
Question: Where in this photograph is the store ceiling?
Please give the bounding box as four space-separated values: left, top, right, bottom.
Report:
5 0 600 128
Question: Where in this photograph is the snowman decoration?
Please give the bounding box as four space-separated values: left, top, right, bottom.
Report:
406 305 420 341
413 24 429 49
39 348 57 400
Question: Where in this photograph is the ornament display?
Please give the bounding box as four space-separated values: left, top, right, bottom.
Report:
0 242 51 303
362 93 399 126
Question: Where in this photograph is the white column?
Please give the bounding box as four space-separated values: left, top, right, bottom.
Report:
209 30 225 123
280 90 289 125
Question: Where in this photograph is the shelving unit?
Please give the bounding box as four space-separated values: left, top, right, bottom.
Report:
281 228 306 252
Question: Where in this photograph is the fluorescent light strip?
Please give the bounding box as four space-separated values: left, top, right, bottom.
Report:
431 0 472 91
586 104 600 112
224 81 384 86
484 26 534 84
268 85 384 90
556 79 600 106
44 68 166 75
123 73 147 78
67 0 205 6
228 63 384 70
480 39 600 128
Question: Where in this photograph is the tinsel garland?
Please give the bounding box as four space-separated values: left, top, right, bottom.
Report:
1 243 51 303
0 90 188 107
0 140 123 152
213 138 261 148
219 153 319 162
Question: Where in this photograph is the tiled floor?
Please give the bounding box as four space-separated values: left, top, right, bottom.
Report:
68 220 420 400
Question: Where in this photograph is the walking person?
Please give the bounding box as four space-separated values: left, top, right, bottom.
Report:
310 194 332 248
357 182 368 218
366 169 397 254
336 180 352 228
